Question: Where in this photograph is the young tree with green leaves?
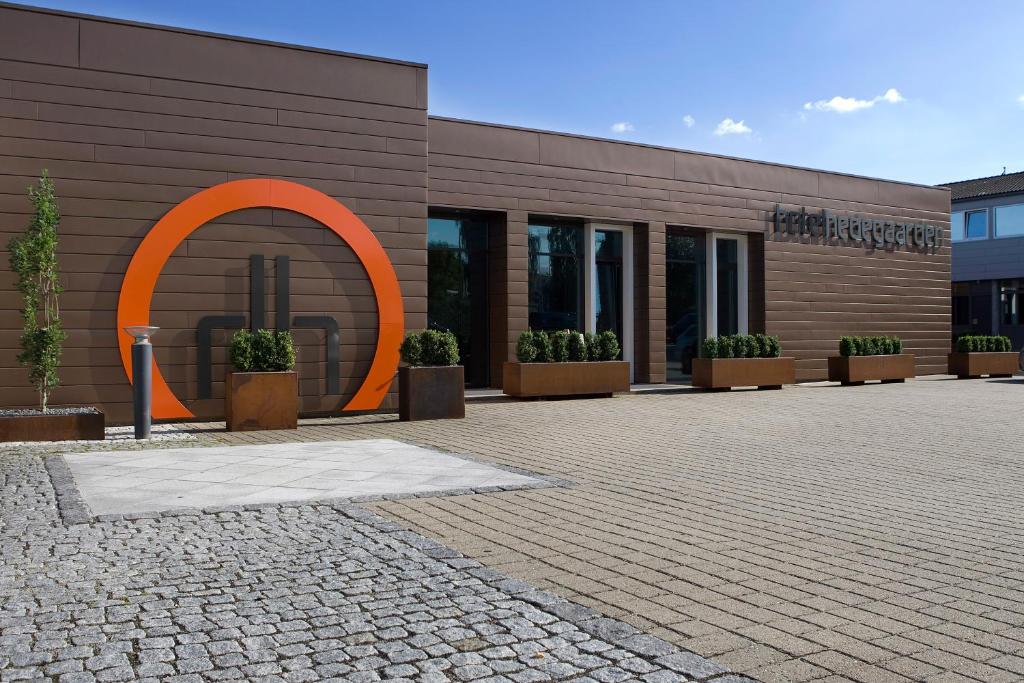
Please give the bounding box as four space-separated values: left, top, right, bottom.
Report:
8 172 65 412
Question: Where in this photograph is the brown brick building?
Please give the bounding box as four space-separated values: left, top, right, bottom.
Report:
0 4 951 422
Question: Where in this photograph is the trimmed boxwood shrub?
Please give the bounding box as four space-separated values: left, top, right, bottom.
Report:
513 329 621 362
400 329 460 366
701 333 781 359
231 329 296 372
839 336 905 357
955 334 1012 353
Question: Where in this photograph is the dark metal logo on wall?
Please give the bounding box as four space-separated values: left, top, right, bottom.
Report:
196 254 340 399
769 205 940 248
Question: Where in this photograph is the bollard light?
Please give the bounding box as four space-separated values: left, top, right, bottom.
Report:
123 326 159 440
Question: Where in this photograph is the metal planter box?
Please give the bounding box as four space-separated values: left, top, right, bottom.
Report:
691 357 796 390
225 371 298 431
0 410 105 442
828 354 916 385
399 366 465 421
947 352 1018 379
502 361 630 398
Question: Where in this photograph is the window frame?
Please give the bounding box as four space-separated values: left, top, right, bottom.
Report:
993 203 1024 239
962 209 989 241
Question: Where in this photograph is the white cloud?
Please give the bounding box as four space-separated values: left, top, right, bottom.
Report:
1017 94 1024 106
803 87 905 114
610 121 634 133
713 118 752 136
682 114 695 128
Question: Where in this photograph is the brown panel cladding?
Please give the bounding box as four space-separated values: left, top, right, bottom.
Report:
0 5 427 423
504 211 529 382
428 117 950 382
633 222 666 383
487 217 509 388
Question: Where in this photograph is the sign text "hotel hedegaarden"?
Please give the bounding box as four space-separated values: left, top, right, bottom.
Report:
770 205 940 248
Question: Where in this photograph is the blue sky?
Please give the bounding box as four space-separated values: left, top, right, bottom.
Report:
29 0 1024 185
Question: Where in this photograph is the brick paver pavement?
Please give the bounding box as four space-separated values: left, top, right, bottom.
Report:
202 376 1024 682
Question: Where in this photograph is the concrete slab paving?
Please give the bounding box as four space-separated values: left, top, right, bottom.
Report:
63 438 543 515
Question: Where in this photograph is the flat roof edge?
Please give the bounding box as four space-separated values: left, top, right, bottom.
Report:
429 115 950 194
0 1 428 70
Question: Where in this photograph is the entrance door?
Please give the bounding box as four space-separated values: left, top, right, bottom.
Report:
427 213 489 387
666 232 705 380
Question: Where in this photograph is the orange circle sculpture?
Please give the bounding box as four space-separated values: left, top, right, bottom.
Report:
116 178 404 419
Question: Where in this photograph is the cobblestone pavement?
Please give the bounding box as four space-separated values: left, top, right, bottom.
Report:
1 451 745 682
194 376 1024 682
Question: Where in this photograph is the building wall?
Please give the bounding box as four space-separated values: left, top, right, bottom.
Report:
951 194 1024 282
0 5 428 422
427 117 951 381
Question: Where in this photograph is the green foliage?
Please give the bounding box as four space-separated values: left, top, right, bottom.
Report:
550 330 570 362
584 332 599 361
567 331 587 362
515 330 537 362
839 336 857 357
701 336 720 359
8 172 65 412
840 335 904 356
953 334 1011 353
702 334 782 359
231 329 296 372
531 329 553 362
419 329 460 366
596 330 620 361
399 332 423 366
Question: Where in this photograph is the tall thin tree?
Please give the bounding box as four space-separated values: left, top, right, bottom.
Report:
8 172 65 412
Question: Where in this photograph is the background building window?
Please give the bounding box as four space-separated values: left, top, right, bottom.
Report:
528 220 583 331
964 209 988 239
995 204 1024 238
594 230 623 348
950 211 965 241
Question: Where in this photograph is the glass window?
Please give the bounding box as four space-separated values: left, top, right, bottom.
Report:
594 230 623 355
716 239 739 336
950 212 964 242
528 221 583 331
666 233 705 380
964 210 988 239
428 215 489 386
1002 280 1021 326
995 204 1024 238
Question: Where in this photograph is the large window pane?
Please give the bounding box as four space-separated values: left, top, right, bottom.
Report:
950 212 965 242
1002 280 1022 326
595 231 623 351
666 234 704 380
427 215 489 386
995 205 1024 238
716 239 739 336
528 221 583 331
965 210 988 239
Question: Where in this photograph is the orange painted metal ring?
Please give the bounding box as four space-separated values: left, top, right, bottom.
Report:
116 178 404 419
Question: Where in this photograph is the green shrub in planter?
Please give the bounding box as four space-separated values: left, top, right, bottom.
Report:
532 329 553 362
516 330 537 362
584 332 600 361
399 332 423 366
596 330 620 361
765 335 782 357
953 334 1010 353
892 336 903 354
717 336 735 359
231 329 296 372
550 330 570 362
702 334 781 359
701 336 719 359
567 331 587 361
399 329 459 366
839 336 858 357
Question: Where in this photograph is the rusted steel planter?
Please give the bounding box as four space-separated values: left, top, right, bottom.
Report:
691 357 796 390
828 354 915 385
947 352 1018 379
399 366 465 421
0 409 105 442
502 361 630 398
225 371 298 431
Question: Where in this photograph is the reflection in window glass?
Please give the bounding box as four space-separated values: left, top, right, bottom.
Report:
995 204 1024 238
1002 280 1022 326
965 210 988 239
950 212 965 241
666 233 705 380
594 231 623 353
528 221 583 331
716 239 739 336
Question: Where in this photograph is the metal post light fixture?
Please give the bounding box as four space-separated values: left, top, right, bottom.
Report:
123 326 159 439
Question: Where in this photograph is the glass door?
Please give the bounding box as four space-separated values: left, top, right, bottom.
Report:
427 214 490 387
666 232 705 380
595 230 624 353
